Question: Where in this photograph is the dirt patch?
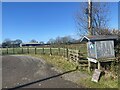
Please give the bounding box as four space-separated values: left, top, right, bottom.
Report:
51 67 88 84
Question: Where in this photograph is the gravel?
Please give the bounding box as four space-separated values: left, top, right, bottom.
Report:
2 55 84 88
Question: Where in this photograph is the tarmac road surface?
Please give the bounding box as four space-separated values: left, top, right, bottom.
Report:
2 55 83 89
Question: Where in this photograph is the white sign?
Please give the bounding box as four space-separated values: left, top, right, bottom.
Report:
91 69 101 82
87 57 97 63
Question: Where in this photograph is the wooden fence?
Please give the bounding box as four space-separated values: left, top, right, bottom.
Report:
2 47 87 63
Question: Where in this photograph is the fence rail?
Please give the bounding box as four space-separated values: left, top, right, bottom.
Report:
1 47 87 62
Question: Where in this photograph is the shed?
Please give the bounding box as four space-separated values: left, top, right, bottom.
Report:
80 35 118 70
20 42 43 47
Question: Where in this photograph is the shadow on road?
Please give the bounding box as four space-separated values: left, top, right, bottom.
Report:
5 66 78 90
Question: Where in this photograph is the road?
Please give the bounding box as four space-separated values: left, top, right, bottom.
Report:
2 55 82 89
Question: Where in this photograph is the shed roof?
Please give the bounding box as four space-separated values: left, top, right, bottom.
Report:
80 35 118 42
21 42 40 45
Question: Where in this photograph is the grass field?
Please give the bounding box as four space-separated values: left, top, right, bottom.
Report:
29 54 118 88
2 47 66 55
1 45 87 58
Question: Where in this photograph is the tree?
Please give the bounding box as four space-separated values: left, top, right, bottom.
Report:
30 39 38 43
47 36 76 45
14 39 22 44
2 39 23 48
2 39 12 48
55 36 62 45
61 36 73 44
111 29 120 56
111 29 120 37
2 42 8 48
47 38 55 45
39 41 44 45
75 2 110 35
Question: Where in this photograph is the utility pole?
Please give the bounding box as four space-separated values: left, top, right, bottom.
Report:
88 0 93 35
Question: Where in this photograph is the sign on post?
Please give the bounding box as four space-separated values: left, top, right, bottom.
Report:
91 69 101 82
87 57 97 63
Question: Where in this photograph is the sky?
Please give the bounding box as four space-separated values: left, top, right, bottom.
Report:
2 2 118 43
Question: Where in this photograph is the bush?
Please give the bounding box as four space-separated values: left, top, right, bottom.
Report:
115 38 120 57
110 61 118 78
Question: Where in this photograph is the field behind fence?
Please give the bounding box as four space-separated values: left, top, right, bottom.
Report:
1 47 87 63
2 47 65 55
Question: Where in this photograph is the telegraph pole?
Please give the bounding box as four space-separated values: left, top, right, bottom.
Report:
88 0 93 35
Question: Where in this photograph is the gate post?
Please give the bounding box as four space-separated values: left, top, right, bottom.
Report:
98 61 101 70
88 60 91 73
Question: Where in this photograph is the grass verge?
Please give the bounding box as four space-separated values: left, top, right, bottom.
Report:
29 54 78 72
24 54 119 88
78 76 118 88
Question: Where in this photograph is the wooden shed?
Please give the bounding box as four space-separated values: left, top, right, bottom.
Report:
80 35 118 70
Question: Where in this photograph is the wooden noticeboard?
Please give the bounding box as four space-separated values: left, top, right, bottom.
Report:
91 69 101 82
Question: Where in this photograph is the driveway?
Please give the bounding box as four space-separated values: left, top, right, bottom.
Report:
2 55 83 89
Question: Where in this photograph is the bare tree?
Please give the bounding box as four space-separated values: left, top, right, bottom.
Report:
111 29 120 37
47 36 74 45
75 2 110 35
55 36 62 45
47 38 55 45
61 36 73 44
39 41 44 45
30 39 38 43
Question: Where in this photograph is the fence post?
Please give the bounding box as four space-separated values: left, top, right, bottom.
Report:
69 50 71 62
35 47 37 54
22 48 23 54
78 50 80 57
64 48 65 57
42 48 44 55
58 48 60 55
76 50 79 64
27 47 29 54
13 47 15 54
77 50 80 63
7 47 8 54
66 48 68 59
50 47 52 55
88 61 91 73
